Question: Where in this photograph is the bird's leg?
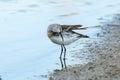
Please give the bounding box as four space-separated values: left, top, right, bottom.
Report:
63 45 67 69
60 32 67 69
60 45 64 69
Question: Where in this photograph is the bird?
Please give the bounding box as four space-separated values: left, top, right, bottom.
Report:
47 24 89 69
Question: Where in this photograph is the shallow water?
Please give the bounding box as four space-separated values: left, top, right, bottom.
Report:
0 0 120 80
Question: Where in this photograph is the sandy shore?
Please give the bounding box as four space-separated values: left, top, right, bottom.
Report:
49 14 120 80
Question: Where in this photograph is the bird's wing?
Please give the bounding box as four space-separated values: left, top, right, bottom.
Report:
71 31 89 38
61 25 82 31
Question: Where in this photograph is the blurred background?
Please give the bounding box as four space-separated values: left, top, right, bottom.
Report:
0 0 120 80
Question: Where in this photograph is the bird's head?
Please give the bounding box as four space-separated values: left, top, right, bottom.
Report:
48 24 62 33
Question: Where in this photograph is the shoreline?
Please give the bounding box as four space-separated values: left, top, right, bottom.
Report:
49 14 120 80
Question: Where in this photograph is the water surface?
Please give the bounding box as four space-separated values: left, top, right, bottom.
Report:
0 0 120 80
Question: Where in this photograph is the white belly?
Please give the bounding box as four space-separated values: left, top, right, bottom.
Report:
50 32 80 45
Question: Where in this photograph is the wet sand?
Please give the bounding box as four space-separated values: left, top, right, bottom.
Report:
49 14 120 80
